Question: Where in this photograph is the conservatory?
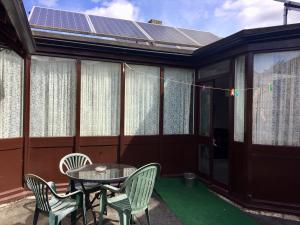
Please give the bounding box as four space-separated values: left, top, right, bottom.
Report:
0 0 300 217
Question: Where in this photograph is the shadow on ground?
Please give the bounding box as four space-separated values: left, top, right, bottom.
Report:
0 195 183 225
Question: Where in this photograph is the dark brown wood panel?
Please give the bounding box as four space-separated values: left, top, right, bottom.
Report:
123 136 160 145
28 137 75 182
29 137 75 147
230 142 247 198
0 138 23 151
28 147 72 183
0 148 23 192
120 144 160 168
162 142 196 175
80 136 119 146
250 145 300 205
79 146 118 163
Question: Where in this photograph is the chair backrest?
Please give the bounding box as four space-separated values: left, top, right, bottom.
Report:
24 174 54 212
122 163 160 212
59 153 92 175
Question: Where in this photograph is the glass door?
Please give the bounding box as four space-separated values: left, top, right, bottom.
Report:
212 77 229 186
198 81 213 177
198 78 230 187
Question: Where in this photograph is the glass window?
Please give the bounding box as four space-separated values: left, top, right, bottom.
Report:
234 56 245 142
253 51 300 146
198 60 230 79
199 84 212 136
164 67 194 134
80 61 120 136
0 49 24 138
125 64 160 135
198 144 210 175
30 56 76 137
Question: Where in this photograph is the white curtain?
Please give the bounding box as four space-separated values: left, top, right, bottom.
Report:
253 51 300 146
234 56 245 142
80 60 120 136
30 56 76 137
125 64 160 135
164 67 194 134
0 49 24 138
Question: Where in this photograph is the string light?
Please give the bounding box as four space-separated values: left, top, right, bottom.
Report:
268 83 273 92
230 89 235 96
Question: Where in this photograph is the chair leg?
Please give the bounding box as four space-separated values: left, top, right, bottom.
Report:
82 207 87 225
49 213 59 225
71 210 77 225
118 211 131 225
32 207 39 225
145 208 151 225
98 190 107 225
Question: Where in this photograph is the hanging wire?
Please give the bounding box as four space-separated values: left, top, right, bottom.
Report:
124 63 296 94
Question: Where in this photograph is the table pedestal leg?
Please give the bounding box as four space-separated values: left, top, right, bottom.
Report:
99 189 107 225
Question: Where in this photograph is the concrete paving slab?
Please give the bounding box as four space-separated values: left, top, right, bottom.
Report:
0 195 183 225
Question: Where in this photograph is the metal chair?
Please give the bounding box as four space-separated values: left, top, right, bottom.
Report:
24 174 86 225
98 163 160 225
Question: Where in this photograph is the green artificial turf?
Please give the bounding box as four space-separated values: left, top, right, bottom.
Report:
155 178 258 225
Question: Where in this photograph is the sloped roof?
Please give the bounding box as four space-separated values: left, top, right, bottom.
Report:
28 6 220 54
0 0 35 55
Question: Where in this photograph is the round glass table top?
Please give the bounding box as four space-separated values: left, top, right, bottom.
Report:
66 163 137 183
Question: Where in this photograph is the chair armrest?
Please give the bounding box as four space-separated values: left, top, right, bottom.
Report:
100 184 121 193
56 190 84 199
47 181 56 192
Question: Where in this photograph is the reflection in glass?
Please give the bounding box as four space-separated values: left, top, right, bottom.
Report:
198 60 230 79
253 51 300 146
0 49 24 138
125 64 160 135
234 56 245 142
198 144 209 175
30 56 76 137
164 67 194 134
199 86 211 136
81 60 121 136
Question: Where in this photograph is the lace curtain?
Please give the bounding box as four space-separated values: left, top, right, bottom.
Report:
234 56 245 142
124 64 160 135
30 56 76 137
164 67 194 134
80 60 120 136
253 51 300 146
0 49 24 138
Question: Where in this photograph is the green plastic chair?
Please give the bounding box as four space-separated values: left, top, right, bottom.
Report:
59 153 101 193
59 153 101 224
98 163 160 225
24 174 86 225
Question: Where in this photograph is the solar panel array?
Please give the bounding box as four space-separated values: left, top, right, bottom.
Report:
29 7 91 33
136 22 197 46
179 28 220 46
29 6 220 48
89 15 148 40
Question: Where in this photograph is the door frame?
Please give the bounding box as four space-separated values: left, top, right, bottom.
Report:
196 70 234 191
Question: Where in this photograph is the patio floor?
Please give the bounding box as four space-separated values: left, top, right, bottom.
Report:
0 195 182 225
0 178 299 225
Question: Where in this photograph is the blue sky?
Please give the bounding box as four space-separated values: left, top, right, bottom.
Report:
23 0 300 37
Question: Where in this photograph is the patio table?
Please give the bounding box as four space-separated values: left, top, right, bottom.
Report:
66 163 136 225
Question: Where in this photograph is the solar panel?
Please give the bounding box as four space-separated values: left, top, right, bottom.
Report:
28 6 219 48
137 22 198 47
179 28 220 46
29 7 92 33
89 15 149 40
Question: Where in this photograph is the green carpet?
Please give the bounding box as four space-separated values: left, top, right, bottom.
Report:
155 178 258 225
